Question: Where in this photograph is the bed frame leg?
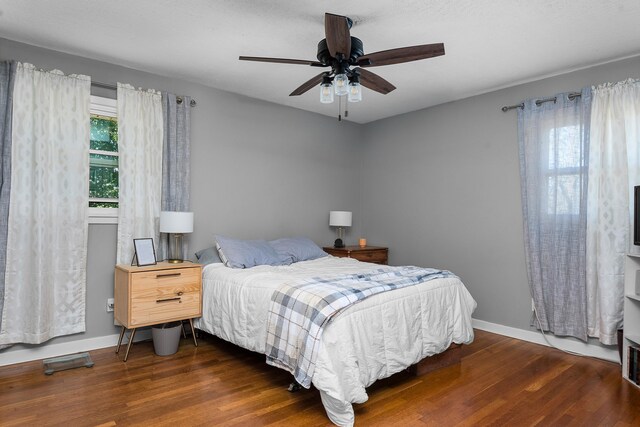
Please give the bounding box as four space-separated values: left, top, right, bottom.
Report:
287 381 302 392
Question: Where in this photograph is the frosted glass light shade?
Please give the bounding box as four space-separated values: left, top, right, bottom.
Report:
329 211 352 227
348 82 362 102
159 211 194 233
320 82 334 103
334 73 348 96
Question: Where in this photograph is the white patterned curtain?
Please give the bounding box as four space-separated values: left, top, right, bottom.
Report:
587 79 640 345
116 83 163 265
0 63 90 345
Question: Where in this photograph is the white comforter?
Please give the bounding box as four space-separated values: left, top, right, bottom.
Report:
194 256 476 426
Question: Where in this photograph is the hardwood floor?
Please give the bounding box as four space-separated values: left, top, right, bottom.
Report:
1 330 639 426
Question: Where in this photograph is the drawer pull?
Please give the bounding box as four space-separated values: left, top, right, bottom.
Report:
156 297 182 303
156 272 181 278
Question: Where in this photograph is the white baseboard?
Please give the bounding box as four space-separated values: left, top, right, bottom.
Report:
1 319 619 368
472 318 619 363
0 329 152 367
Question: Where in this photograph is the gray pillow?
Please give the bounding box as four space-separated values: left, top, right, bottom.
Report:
269 237 327 263
194 246 222 265
214 235 288 268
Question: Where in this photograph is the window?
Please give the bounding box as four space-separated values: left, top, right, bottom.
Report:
543 124 585 216
89 96 118 224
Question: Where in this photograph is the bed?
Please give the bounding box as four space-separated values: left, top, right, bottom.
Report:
194 252 476 426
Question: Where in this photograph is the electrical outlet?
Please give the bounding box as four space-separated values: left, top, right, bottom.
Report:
107 298 114 312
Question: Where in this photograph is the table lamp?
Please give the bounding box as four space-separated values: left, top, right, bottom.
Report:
159 211 194 263
329 211 352 248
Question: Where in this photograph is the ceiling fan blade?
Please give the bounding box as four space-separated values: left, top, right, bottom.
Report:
290 73 326 96
356 68 396 94
239 56 326 67
357 43 445 67
324 13 351 59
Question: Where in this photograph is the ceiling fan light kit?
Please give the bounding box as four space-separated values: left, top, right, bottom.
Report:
348 80 362 103
240 12 445 115
320 78 334 104
333 72 349 96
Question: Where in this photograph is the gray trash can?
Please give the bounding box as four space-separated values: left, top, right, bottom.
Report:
152 322 182 356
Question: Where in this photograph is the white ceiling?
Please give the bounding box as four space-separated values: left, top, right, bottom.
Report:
1 0 640 123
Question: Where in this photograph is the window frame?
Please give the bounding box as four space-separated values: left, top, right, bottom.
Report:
89 95 119 224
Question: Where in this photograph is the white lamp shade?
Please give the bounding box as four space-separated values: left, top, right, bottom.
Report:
159 211 194 233
329 211 352 227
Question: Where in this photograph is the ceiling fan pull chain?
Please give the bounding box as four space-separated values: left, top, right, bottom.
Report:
344 95 349 118
338 95 342 121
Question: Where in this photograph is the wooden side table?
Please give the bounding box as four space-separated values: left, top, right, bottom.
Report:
114 261 202 361
323 245 388 265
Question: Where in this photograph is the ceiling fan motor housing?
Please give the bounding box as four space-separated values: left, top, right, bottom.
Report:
317 36 364 69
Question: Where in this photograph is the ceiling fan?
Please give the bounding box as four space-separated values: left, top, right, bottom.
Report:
239 13 445 104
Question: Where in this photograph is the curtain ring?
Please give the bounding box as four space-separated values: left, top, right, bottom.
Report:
176 96 183 104
535 96 557 107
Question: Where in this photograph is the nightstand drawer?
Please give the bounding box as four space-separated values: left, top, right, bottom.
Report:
353 250 387 264
132 267 200 291
323 246 388 265
130 290 200 326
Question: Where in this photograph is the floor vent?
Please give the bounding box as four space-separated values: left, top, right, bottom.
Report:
43 352 94 375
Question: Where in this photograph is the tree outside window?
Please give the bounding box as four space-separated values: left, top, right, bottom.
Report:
89 114 118 208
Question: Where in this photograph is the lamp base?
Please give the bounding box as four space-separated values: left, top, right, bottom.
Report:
168 233 185 264
334 238 345 248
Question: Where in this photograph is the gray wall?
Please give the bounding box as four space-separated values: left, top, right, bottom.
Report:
361 55 640 332
0 38 364 352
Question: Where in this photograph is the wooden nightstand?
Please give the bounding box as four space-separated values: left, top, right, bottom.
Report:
323 245 388 265
114 261 202 361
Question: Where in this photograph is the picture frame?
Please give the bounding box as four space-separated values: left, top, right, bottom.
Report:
132 238 157 267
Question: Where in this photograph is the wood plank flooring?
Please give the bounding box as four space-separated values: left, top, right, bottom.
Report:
1 330 638 426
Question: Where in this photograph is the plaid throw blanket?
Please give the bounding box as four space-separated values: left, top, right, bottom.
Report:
265 266 454 388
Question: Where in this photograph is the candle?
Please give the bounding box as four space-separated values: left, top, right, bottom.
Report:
359 238 367 247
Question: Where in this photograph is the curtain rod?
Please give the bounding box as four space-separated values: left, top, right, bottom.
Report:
91 81 197 107
501 92 581 112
